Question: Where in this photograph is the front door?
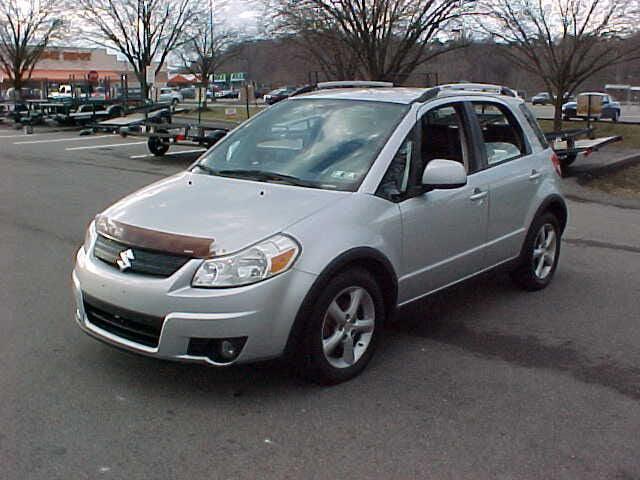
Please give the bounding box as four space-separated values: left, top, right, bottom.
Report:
397 102 490 305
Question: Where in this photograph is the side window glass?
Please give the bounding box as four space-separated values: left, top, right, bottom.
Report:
420 105 470 172
377 130 415 200
473 103 526 165
519 104 549 149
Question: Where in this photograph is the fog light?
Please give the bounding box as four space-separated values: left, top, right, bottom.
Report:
220 340 237 360
187 336 247 363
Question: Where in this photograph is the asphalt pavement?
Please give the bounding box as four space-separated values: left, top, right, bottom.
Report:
1 126 639 480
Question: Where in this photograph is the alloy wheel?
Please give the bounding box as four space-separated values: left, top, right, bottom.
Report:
321 286 375 369
532 223 557 280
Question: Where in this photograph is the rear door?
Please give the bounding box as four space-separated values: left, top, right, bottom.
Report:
468 101 544 265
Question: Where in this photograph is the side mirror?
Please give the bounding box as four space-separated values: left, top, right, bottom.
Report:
422 159 467 189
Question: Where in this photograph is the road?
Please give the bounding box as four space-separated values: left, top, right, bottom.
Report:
1 127 639 479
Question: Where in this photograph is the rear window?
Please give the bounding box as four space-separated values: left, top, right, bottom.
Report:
519 104 549 149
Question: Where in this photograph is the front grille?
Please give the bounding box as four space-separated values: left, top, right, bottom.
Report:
83 294 163 348
93 234 191 277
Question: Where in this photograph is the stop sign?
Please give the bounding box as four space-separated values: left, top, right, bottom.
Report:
87 70 99 83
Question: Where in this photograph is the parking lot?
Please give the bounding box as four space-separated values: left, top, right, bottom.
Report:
1 125 640 479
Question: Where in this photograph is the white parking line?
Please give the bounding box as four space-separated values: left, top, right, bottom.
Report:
0 129 83 139
130 148 206 159
66 141 146 151
0 134 43 139
14 135 115 145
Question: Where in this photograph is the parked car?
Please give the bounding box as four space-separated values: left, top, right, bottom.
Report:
531 92 574 105
4 87 43 101
159 87 183 106
73 82 567 384
263 86 297 105
562 93 620 122
114 87 144 102
532 92 553 105
179 86 196 99
215 89 239 99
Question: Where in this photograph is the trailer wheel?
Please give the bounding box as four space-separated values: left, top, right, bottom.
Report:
561 154 577 166
148 135 170 156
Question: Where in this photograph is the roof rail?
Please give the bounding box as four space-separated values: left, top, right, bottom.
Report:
317 81 394 90
439 83 518 97
289 84 315 98
412 87 440 103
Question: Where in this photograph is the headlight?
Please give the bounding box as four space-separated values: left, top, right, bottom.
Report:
192 234 300 288
83 220 96 253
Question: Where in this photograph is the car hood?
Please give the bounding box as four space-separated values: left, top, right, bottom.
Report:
562 101 576 109
100 172 347 256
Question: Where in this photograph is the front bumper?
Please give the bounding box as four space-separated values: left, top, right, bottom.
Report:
72 245 316 366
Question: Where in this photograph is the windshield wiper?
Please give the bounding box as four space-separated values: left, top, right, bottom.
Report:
193 163 218 175
214 169 317 187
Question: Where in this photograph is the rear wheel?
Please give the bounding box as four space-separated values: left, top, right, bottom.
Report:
511 212 561 291
299 268 384 384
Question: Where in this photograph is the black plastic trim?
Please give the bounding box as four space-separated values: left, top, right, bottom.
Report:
412 87 440 104
284 247 398 358
533 194 568 233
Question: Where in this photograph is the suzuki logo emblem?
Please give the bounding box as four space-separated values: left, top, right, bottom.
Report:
116 249 135 272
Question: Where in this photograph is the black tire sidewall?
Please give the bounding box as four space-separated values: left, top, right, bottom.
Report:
302 268 385 384
148 135 169 156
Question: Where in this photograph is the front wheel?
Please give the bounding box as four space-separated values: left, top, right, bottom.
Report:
299 268 384 384
511 213 561 291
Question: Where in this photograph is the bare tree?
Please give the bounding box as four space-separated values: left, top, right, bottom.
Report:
269 0 472 84
78 0 198 98
478 0 640 130
0 0 64 99
180 0 237 108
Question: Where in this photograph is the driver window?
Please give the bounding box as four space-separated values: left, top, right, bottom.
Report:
421 105 470 173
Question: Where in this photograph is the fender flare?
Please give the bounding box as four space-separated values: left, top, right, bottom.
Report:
531 194 568 233
283 247 398 358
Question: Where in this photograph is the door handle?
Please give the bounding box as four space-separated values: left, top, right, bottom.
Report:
529 169 542 180
469 189 488 201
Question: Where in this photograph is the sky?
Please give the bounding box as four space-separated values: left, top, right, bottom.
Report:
215 0 263 33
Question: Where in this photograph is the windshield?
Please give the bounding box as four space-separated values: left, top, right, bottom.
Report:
194 98 409 191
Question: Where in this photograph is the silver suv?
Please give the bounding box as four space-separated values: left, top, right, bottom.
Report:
73 82 567 384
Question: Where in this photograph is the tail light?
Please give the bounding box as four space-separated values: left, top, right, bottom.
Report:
550 152 562 176
176 133 186 141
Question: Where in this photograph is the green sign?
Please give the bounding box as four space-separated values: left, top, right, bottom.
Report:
230 72 246 82
213 73 227 83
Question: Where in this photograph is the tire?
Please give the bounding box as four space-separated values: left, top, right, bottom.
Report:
612 111 619 123
172 98 179 107
147 135 169 156
298 268 385 385
510 212 561 291
562 154 577 166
